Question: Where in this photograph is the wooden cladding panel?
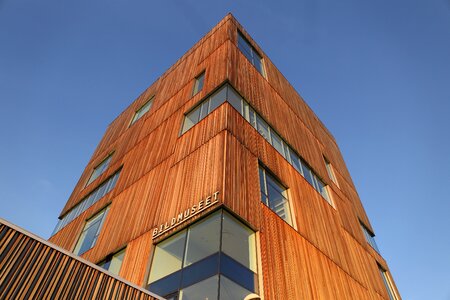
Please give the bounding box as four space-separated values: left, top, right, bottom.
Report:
223 131 262 229
259 207 371 300
119 230 154 286
0 221 160 300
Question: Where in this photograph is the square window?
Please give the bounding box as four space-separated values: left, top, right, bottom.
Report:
192 72 205 96
131 96 154 125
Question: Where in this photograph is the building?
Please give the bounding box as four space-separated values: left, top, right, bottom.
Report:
4 14 400 299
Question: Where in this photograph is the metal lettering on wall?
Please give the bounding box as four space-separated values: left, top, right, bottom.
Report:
152 191 220 239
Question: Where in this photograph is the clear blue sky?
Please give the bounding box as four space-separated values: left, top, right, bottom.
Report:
1 1 449 299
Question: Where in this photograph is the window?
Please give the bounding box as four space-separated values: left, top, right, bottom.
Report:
131 96 154 125
324 156 339 186
147 210 258 300
181 84 228 134
73 207 109 255
98 248 126 275
259 166 292 225
52 170 120 235
192 72 205 96
378 265 397 300
86 154 113 186
361 222 380 253
237 31 265 76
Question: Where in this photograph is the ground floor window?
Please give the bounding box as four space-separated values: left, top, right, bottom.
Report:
147 209 259 300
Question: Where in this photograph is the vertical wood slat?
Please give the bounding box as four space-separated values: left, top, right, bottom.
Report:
0 220 163 300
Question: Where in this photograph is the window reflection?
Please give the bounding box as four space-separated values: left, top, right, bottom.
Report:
148 230 186 283
147 210 259 299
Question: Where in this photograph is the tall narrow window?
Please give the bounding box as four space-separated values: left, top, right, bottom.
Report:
86 154 113 186
73 207 109 255
361 222 380 253
131 96 154 125
98 248 126 275
238 31 265 76
192 71 205 96
147 210 258 300
378 265 397 300
259 166 292 225
324 156 339 186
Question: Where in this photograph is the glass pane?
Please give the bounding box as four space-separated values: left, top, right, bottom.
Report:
379 268 396 300
227 86 242 113
209 85 227 112
256 115 270 142
184 212 221 267
316 178 331 204
193 73 205 95
271 131 285 157
74 216 103 255
149 230 187 283
108 249 125 275
268 193 291 224
148 270 182 297
290 151 302 174
220 275 256 300
182 106 201 133
259 167 266 195
220 255 258 293
301 161 315 187
253 57 264 75
180 275 218 300
199 101 210 120
243 101 250 120
99 259 111 271
222 211 257 272
265 174 286 196
238 35 253 61
249 108 257 128
181 253 219 288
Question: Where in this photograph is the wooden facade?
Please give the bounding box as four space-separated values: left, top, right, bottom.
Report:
45 14 400 299
0 218 163 300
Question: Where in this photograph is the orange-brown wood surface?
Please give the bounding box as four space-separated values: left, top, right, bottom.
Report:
48 14 400 299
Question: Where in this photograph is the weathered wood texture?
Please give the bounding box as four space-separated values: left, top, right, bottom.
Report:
0 219 162 300
48 13 400 299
